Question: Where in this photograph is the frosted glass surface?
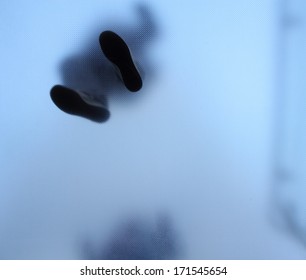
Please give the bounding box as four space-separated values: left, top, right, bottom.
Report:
1 0 306 259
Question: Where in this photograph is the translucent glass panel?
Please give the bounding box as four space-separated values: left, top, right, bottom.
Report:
1 0 306 259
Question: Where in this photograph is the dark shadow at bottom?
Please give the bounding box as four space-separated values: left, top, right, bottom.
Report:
81 214 181 260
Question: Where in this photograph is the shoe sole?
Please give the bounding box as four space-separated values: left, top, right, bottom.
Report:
99 31 142 92
50 85 110 123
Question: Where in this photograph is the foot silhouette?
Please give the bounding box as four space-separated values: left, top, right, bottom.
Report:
50 85 110 123
99 31 142 92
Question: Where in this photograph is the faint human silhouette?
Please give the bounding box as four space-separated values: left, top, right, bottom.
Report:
50 3 158 122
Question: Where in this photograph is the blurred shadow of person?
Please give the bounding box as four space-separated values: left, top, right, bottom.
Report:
50 3 158 123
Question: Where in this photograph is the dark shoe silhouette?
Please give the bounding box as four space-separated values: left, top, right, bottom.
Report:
99 31 142 92
50 85 110 123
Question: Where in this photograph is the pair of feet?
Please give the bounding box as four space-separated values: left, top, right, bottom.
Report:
50 31 142 123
